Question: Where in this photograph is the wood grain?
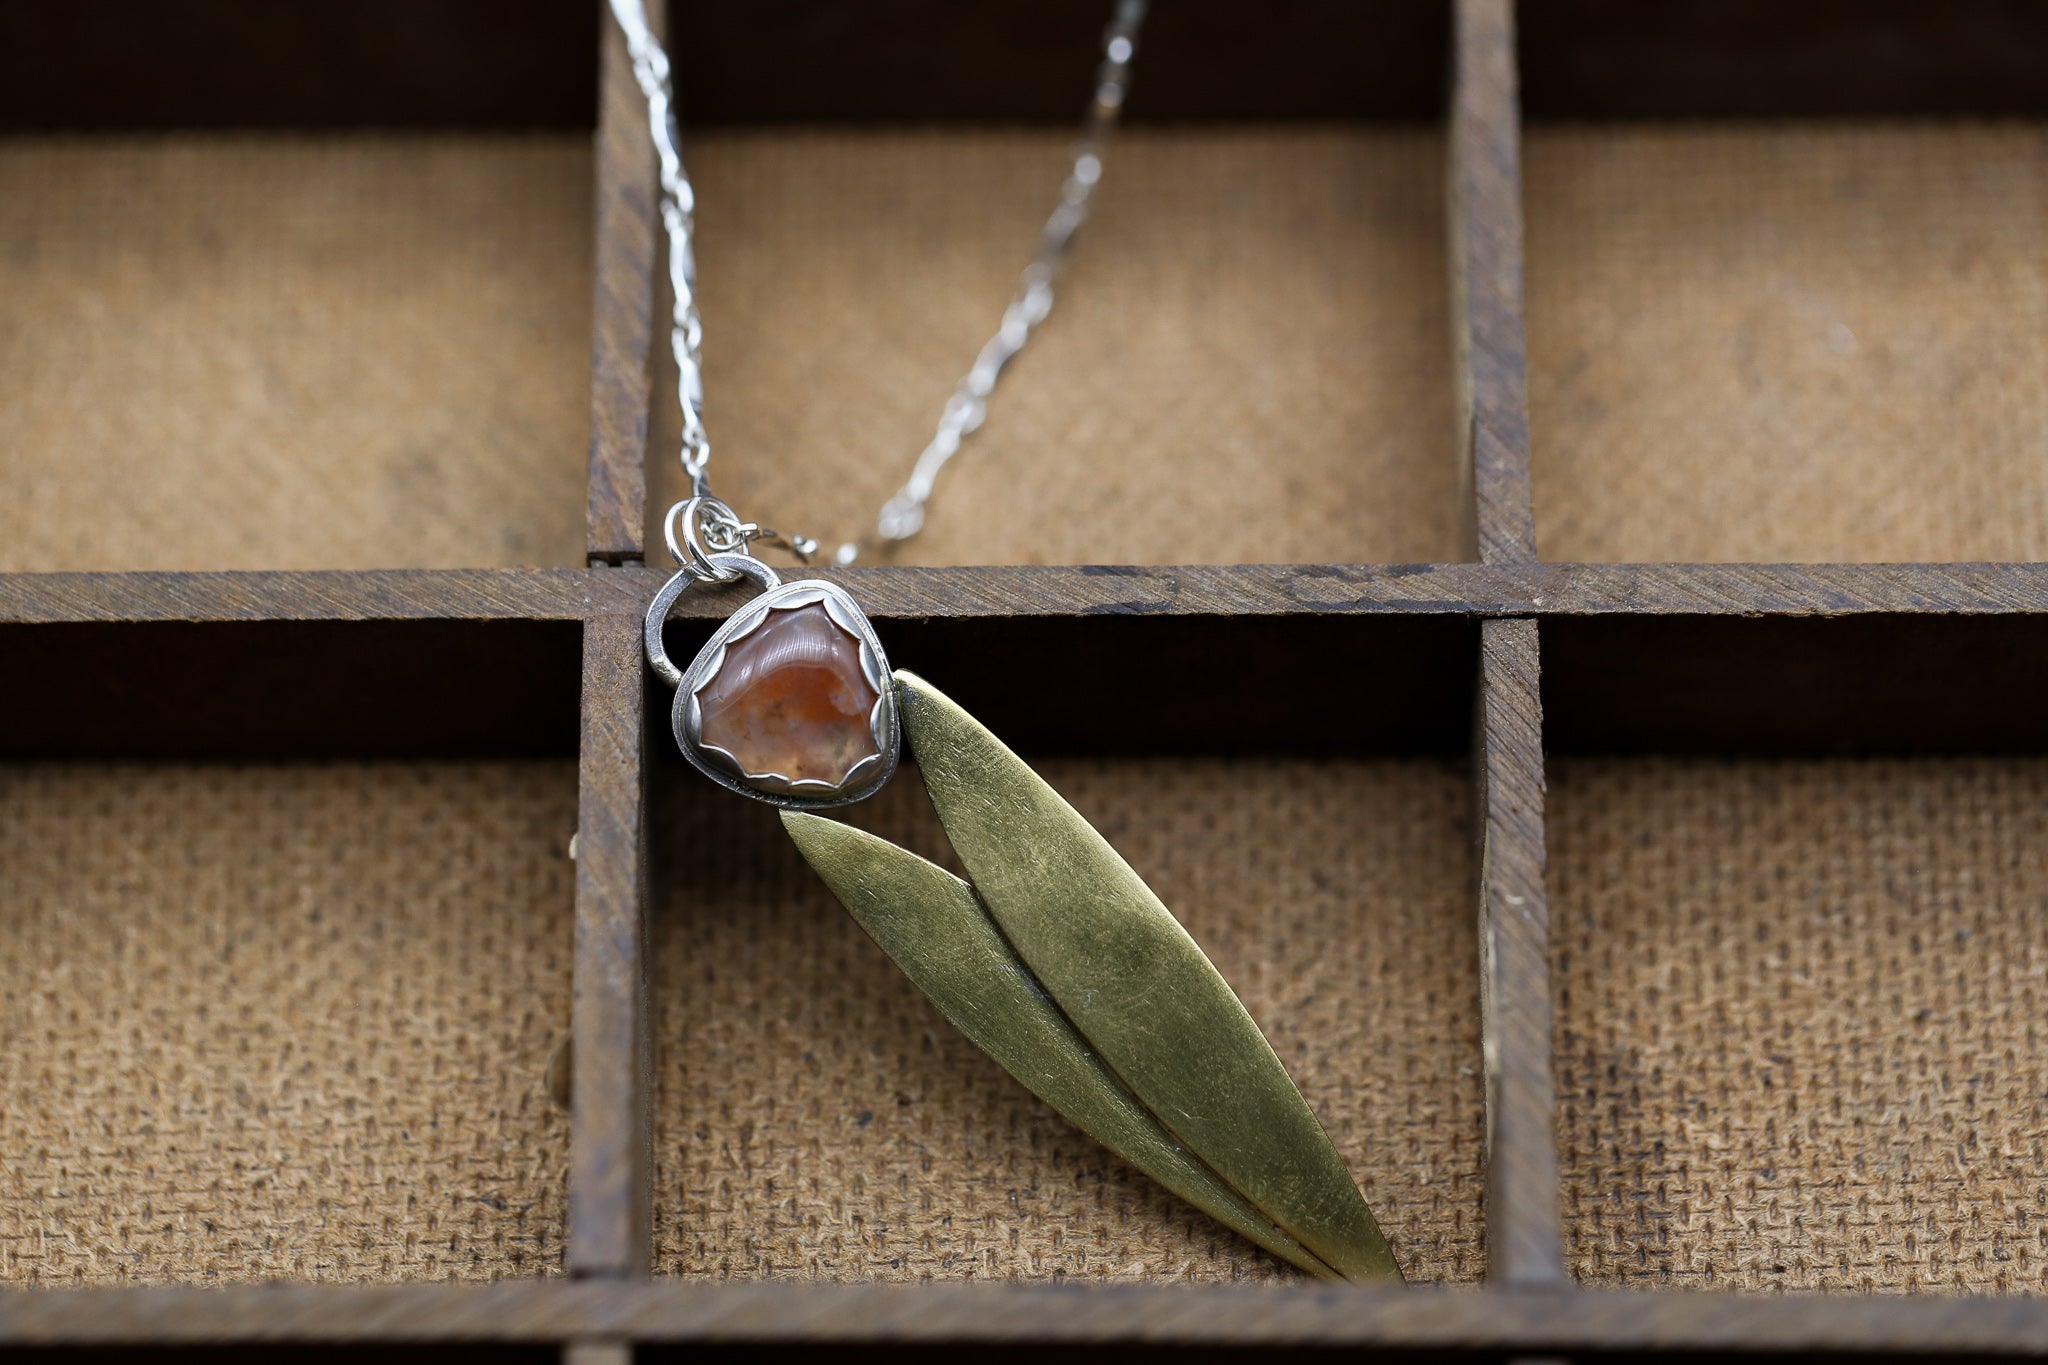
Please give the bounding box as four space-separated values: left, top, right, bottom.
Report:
1473 619 1565 1282
584 6 658 565
1452 0 1560 1287
1450 0 1538 565
567 610 653 1278
11 562 2046 627
622 559 2048 620
5 1279 2048 1355
0 569 595 623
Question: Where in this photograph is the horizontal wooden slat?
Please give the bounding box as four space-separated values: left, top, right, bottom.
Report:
649 560 2048 620
667 0 1450 125
3 1280 2046 1356
0 569 597 623
1521 0 2048 120
0 0 598 133
5 562 2048 626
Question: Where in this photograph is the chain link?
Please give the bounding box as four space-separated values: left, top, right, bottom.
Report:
609 0 711 493
861 0 1147 564
607 0 1147 569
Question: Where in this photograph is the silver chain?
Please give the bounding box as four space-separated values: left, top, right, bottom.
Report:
607 0 1147 571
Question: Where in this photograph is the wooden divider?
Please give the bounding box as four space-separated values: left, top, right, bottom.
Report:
5 1 2048 1358
568 11 662 1364
1450 0 1566 1291
568 610 653 1282
584 2 660 568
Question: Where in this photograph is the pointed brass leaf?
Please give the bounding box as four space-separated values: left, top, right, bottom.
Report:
894 669 1403 1283
781 810 1339 1279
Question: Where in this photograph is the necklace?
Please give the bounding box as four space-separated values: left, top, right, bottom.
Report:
613 0 1401 1284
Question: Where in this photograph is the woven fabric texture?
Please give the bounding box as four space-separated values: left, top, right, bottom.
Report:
0 763 576 1286
1551 757 2048 1293
648 128 1460 567
1526 124 2048 563
0 137 595 573
9 127 2047 569
0 129 1461 572
651 758 1485 1283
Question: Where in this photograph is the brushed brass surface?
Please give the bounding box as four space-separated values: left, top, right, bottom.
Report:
890 669 1403 1283
780 811 1339 1279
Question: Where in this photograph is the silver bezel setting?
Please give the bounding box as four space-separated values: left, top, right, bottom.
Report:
673 579 900 810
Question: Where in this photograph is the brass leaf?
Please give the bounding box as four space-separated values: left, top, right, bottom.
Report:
894 669 1403 1283
781 810 1339 1279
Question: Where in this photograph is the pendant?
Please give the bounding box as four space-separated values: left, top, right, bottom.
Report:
645 553 898 808
647 554 1404 1283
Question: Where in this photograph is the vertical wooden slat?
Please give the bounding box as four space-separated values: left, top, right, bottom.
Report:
1451 0 1565 1288
1449 0 1539 565
573 0 661 1286
1474 617 1565 1284
569 610 654 1279
586 0 661 566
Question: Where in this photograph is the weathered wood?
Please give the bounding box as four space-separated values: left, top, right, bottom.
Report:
7 562 2048 627
1472 618 1565 1283
1520 0 2048 120
0 569 596 623
585 1 659 566
1450 5 1558 1283
24 0 2046 135
562 1341 632 1365
1449 0 1537 565
6 1279 2048 1355
567 609 653 1278
0 0 598 133
637 560 2048 620
666 0 1451 125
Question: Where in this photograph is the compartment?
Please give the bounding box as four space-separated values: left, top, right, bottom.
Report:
0 135 595 573
648 750 1484 1282
644 126 1460 568
0 2 600 575
1549 754 2048 1291
1523 121 2048 564
0 759 577 1285
1517 1 2048 566
632 0 1461 568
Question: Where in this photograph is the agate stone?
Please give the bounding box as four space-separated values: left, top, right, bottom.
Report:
696 601 881 790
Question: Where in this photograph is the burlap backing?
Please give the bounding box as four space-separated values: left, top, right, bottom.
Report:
0 763 576 1285
1526 123 2048 563
650 129 1460 567
1551 757 2048 1293
0 138 595 573
8 127 2043 569
0 129 1460 571
650 758 1485 1283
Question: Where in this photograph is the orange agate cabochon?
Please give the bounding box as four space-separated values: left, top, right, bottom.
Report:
696 601 882 789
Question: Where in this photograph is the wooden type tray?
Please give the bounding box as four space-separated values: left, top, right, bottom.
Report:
2 1 2045 1359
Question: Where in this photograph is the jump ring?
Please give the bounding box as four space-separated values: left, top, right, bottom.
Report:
642 552 783 690
663 496 751 582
